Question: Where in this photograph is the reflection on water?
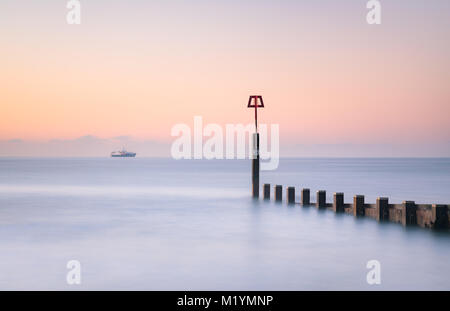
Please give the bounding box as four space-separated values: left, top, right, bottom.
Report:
0 158 448 290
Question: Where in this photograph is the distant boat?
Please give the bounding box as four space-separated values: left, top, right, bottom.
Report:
111 149 136 157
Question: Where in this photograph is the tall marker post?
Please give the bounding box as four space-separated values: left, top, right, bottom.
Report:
248 95 264 198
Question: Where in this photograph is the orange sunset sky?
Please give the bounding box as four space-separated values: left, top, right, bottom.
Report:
0 0 449 156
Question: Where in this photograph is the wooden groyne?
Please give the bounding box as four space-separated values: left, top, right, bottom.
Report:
245 95 448 231
261 184 450 230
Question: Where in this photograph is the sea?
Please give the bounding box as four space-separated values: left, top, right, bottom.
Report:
0 157 449 290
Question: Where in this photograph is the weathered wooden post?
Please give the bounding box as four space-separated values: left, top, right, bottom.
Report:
301 188 310 206
316 190 326 208
287 187 295 204
376 197 389 222
431 204 449 229
275 185 282 202
333 193 344 213
402 201 417 226
251 133 260 198
353 195 365 217
248 95 264 199
263 184 271 200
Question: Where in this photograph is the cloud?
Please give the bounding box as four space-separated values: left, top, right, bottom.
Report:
1 137 450 157
112 136 132 141
7 139 23 143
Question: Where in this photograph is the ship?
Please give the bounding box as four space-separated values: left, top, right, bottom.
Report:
111 149 136 157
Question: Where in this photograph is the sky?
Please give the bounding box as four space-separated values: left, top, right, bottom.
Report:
0 0 449 157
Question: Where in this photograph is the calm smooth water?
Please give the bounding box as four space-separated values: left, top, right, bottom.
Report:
0 158 449 290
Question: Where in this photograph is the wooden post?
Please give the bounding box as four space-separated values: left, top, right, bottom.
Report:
251 133 260 198
275 185 282 202
333 193 344 213
287 187 295 205
263 184 271 200
301 188 310 206
431 204 449 229
376 197 389 222
402 201 417 226
316 190 326 208
353 195 365 217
